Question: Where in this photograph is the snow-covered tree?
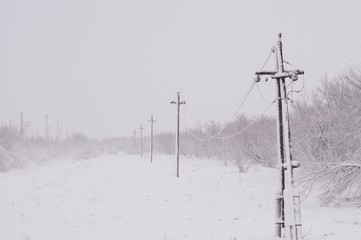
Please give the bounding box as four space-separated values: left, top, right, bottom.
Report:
292 67 361 205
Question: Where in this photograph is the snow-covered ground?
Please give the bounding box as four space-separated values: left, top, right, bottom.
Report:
0 154 360 240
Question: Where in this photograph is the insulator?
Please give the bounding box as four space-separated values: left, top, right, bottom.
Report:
291 160 300 168
291 74 299 81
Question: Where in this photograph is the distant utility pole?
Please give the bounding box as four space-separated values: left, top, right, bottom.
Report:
148 114 156 163
139 124 144 157
255 33 304 240
19 113 30 140
170 92 186 178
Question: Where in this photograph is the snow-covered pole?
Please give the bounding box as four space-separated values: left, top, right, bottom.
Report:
274 42 285 237
255 33 304 240
170 92 186 177
148 114 156 163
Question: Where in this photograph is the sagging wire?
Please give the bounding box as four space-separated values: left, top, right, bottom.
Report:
283 59 298 69
261 50 274 71
287 74 306 100
184 99 276 141
184 81 257 141
254 49 277 104
231 81 257 120
283 59 306 100
182 50 275 141
255 82 275 104
255 49 275 82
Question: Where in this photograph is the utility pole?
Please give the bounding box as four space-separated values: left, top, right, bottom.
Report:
255 33 304 240
19 113 30 140
148 114 156 163
139 124 144 157
170 92 186 178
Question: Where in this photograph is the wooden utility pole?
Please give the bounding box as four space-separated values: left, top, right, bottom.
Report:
255 33 304 240
139 124 144 157
148 114 156 163
170 92 186 177
19 113 30 140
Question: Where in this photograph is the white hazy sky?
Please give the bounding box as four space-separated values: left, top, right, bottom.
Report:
1 0 361 138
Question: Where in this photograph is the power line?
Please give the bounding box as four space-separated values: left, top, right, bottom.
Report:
283 59 298 69
291 75 306 94
255 82 275 104
255 50 275 82
233 81 257 118
261 50 275 71
183 81 256 141
183 99 276 141
182 50 275 141
211 101 276 139
197 50 274 139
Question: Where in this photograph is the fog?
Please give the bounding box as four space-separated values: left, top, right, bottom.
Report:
1 0 361 138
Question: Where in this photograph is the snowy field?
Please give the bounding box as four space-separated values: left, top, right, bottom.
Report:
0 154 360 240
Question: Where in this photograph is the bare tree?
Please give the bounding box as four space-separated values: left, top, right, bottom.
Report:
292 68 361 205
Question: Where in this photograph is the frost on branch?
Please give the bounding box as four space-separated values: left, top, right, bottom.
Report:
292 67 361 206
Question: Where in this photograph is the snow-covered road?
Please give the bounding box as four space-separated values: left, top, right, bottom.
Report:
0 154 360 240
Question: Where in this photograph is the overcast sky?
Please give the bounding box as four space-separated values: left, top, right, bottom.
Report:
1 0 361 138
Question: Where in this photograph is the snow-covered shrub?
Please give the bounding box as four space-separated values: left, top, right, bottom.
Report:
154 132 175 155
301 161 361 206
174 115 277 171
0 145 28 172
0 130 132 171
0 125 20 151
292 67 361 205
